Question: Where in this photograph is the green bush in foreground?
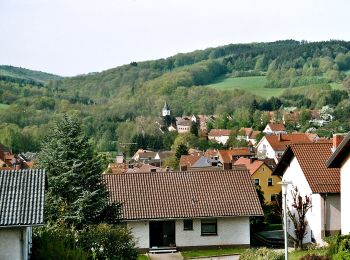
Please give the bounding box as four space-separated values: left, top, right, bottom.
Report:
239 247 284 260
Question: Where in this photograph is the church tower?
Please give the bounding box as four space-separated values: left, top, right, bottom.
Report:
162 101 170 117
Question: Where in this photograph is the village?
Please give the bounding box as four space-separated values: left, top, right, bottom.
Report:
1 100 349 260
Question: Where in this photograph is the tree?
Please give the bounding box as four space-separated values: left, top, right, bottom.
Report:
175 144 188 160
37 115 120 228
190 121 199 136
287 186 312 249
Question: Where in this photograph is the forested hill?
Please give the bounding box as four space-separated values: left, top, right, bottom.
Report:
0 65 62 86
1 40 350 153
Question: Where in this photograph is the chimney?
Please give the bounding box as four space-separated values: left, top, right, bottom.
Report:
278 133 282 141
332 134 344 152
250 157 256 164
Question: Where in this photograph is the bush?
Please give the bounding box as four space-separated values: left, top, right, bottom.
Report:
79 224 138 260
300 254 330 260
326 234 350 259
32 224 138 260
239 247 284 260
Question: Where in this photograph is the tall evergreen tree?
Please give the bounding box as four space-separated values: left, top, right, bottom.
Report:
38 115 119 228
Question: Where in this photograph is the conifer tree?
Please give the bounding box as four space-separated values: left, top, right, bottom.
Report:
38 115 119 228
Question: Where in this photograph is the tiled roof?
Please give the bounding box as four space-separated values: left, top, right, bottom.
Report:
0 169 45 226
179 154 202 167
274 143 340 193
104 170 263 220
157 151 175 160
267 123 286 131
327 132 350 168
265 133 313 151
208 129 232 137
218 148 254 163
234 158 264 175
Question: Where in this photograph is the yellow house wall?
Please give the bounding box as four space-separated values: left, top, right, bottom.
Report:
251 164 281 204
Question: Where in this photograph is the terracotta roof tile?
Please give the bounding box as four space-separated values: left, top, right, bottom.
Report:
275 143 340 193
265 133 313 151
103 170 263 220
218 148 254 163
267 123 286 131
179 154 202 167
234 158 264 175
208 129 232 137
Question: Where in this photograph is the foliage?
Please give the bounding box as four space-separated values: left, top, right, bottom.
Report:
175 144 189 159
32 224 138 260
181 247 245 258
239 247 284 260
327 234 350 259
299 254 330 260
37 115 120 228
287 186 312 249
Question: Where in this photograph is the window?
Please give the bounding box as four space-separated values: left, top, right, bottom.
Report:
183 219 193 231
268 178 273 186
201 219 217 235
254 179 260 185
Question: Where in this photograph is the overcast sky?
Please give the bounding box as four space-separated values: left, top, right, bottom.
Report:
0 0 349 76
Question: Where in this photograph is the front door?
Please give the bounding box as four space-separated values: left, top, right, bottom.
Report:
149 221 175 248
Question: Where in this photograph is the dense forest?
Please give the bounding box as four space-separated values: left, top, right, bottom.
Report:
1 40 350 154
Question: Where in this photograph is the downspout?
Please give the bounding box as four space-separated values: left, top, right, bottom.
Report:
323 193 328 238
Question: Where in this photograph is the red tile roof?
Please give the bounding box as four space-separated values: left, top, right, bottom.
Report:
234 158 264 176
218 148 254 163
267 123 286 131
104 170 263 220
179 154 202 167
274 143 340 193
265 133 313 151
208 129 232 137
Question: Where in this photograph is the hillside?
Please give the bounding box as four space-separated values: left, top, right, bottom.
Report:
0 65 61 85
1 40 350 153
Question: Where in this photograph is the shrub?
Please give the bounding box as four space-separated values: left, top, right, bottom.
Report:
326 234 350 259
239 247 284 260
300 254 330 260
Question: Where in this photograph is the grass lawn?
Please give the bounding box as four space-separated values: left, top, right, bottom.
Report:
289 248 328 260
181 247 245 259
137 254 149 260
206 76 286 98
0 103 9 109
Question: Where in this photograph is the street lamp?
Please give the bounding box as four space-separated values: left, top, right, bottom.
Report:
278 181 292 260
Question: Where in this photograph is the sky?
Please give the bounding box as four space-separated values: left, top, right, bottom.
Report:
0 0 349 76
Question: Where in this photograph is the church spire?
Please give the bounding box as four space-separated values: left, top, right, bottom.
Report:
162 101 170 117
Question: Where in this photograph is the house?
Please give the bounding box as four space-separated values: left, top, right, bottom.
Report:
179 153 202 171
327 133 350 235
218 148 255 170
198 115 217 134
126 164 165 173
237 128 261 145
208 129 232 145
176 119 192 133
263 123 287 135
274 143 341 244
103 170 263 251
0 169 46 260
234 157 281 204
180 154 221 171
162 101 171 117
256 133 315 162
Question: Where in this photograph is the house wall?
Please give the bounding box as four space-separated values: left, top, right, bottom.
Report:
127 217 250 249
0 228 22 260
251 164 281 204
127 221 149 249
256 137 276 159
282 156 341 244
177 125 190 133
208 136 229 145
341 153 350 235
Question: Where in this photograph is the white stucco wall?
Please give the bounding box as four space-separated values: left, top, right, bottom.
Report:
0 228 22 260
127 217 250 249
341 153 350 235
208 136 230 145
256 137 276 159
282 156 341 244
175 217 250 247
127 221 149 249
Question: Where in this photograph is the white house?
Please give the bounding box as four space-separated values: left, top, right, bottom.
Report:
274 143 341 245
263 123 287 135
208 129 232 145
237 128 261 145
256 133 313 162
104 170 263 251
0 169 46 260
327 133 350 235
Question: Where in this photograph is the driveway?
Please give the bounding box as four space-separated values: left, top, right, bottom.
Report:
148 252 183 260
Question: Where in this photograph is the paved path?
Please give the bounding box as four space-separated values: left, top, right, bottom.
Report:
148 252 183 260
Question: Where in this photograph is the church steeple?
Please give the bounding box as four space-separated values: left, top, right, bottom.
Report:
162 101 170 117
